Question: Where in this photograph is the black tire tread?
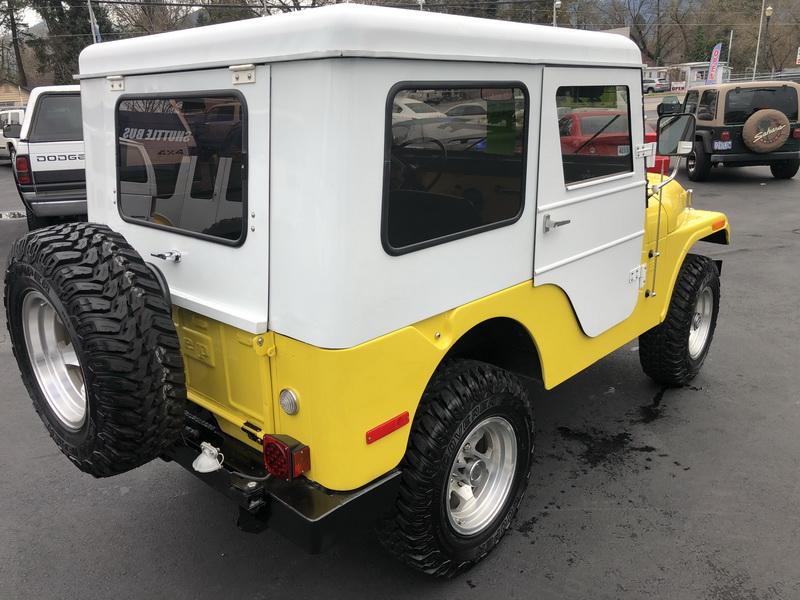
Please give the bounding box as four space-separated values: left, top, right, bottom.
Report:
769 160 799 179
4 222 186 477
639 253 720 386
379 359 533 577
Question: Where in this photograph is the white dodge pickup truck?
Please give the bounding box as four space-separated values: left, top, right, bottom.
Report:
6 85 86 229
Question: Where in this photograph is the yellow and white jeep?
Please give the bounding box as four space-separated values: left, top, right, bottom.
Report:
4 5 730 576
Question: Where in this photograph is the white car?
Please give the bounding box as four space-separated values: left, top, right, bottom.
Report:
0 107 25 159
391 97 446 122
445 101 488 124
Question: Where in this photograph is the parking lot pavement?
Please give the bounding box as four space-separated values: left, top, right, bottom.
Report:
1 166 799 599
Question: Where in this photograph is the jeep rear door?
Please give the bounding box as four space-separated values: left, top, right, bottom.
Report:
104 66 270 335
535 68 647 337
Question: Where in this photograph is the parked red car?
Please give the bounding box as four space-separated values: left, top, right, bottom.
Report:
558 110 670 174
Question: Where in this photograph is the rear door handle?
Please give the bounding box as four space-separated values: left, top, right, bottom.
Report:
543 214 571 233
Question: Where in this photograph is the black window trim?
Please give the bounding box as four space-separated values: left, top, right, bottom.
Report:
381 80 530 257
26 92 83 144
114 89 249 248
556 83 635 187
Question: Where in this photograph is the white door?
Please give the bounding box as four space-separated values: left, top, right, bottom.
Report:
534 68 647 337
107 66 270 333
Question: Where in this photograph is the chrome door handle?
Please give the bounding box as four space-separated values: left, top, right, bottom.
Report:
150 250 182 263
543 214 571 233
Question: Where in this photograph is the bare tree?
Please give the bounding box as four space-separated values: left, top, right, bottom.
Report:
110 0 195 35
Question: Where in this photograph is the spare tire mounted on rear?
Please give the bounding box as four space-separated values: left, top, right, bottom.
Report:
4 223 186 477
741 109 791 153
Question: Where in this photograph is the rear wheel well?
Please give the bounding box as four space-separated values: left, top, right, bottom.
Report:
443 317 542 383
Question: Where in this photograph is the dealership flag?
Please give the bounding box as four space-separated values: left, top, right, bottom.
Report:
87 0 102 43
706 43 722 84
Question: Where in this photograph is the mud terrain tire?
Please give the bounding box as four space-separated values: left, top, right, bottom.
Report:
379 359 533 577
4 222 186 477
639 254 720 386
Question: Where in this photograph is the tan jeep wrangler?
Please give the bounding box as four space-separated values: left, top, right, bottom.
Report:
663 81 800 181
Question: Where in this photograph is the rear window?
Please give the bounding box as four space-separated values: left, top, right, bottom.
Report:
29 94 83 142
116 94 246 244
724 87 799 124
384 84 527 254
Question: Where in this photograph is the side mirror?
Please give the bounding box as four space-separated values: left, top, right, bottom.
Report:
3 123 22 139
657 101 680 117
657 114 696 156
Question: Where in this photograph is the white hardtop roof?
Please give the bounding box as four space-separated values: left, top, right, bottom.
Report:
79 4 642 79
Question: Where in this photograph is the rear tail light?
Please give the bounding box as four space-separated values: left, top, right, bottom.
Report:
793 128 800 140
262 434 310 481
15 155 31 185
719 130 731 141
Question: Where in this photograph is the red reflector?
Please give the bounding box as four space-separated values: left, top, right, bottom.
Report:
712 218 726 231
366 411 410 445
15 155 31 185
719 130 731 141
793 128 800 140
262 434 310 481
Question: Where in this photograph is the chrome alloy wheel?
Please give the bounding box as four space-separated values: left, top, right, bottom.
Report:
21 290 86 430
688 285 714 360
447 416 518 536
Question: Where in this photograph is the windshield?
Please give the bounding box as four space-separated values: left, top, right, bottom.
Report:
29 94 83 142
724 87 798 124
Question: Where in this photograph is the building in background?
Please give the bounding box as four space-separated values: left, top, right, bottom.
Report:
667 61 731 88
0 79 30 108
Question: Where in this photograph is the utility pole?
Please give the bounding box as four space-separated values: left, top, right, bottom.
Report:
552 0 561 27
752 0 768 81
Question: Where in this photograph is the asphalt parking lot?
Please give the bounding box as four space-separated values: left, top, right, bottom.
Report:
1 161 799 599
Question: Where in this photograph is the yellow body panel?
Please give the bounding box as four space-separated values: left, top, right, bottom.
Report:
176 177 730 492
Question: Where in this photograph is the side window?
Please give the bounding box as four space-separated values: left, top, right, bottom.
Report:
383 84 527 254
116 94 246 244
683 91 699 115
556 85 633 186
0 114 7 127
10 112 20 124
698 90 718 121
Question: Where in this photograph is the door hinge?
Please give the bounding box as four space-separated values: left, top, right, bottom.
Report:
230 64 256 85
629 264 647 289
253 332 276 357
106 75 124 92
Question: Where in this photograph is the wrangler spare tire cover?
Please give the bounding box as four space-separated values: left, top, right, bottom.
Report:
741 109 791 153
4 222 186 477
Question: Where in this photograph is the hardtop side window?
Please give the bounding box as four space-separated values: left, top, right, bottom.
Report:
683 91 699 115
724 86 799 125
116 94 246 244
555 85 633 185
383 84 527 254
29 94 83 143
698 90 718 121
